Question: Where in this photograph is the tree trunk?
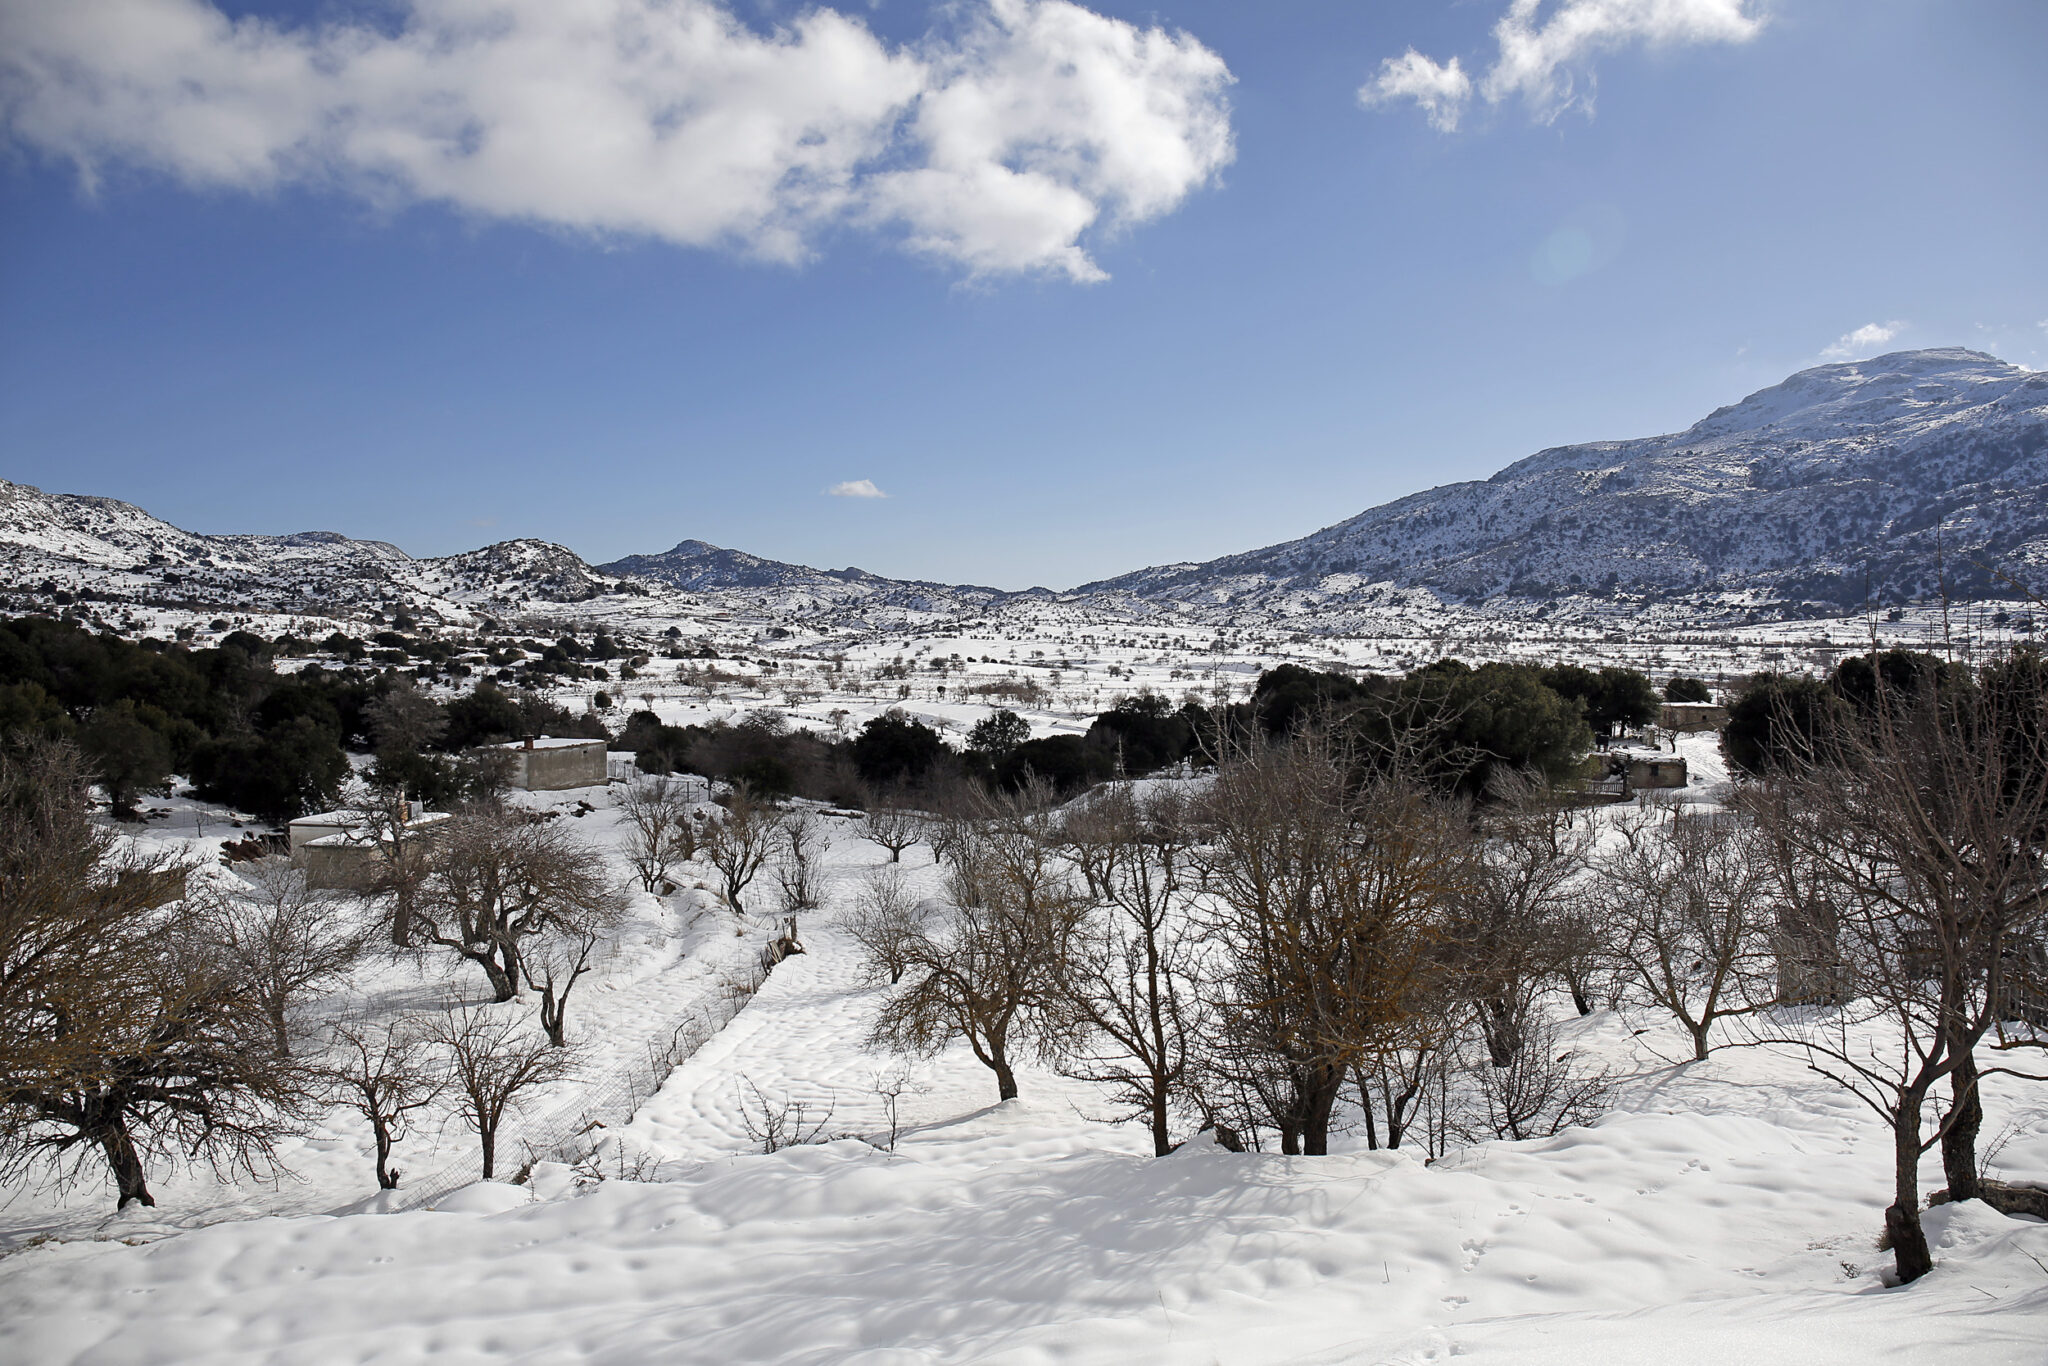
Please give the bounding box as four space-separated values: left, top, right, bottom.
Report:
479 1122 498 1180
373 1117 399 1189
270 1004 292 1058
539 989 567 1047
1482 994 1520 1068
1564 967 1593 1018
1149 1088 1172 1158
1940 1047 1983 1203
1889 1088 1933 1284
390 887 414 947
98 1119 154 1209
1355 1067 1380 1151
1301 1067 1343 1156
991 1054 1019 1103
1690 1022 1711 1062
470 948 518 1003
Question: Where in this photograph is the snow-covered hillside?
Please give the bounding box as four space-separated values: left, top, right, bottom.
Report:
3 757 2045 1364
5 350 2044 645
1084 349 2048 617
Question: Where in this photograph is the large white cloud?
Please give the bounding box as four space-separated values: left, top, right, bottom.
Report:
0 0 1233 280
1361 0 1765 131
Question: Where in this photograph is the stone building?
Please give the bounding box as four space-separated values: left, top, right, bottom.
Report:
1659 700 1729 732
487 735 609 791
288 804 450 889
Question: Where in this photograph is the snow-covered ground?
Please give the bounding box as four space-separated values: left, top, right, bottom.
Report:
3 755 2046 1363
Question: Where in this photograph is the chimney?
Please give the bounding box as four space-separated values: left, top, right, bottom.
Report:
524 736 535 751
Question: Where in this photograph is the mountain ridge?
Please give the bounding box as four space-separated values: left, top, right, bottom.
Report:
4 348 2044 637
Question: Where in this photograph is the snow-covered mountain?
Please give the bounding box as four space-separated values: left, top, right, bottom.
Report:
1083 349 2048 618
5 349 2042 641
599 540 1045 620
0 480 668 631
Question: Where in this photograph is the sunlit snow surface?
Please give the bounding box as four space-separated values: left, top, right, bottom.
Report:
3 752 2046 1364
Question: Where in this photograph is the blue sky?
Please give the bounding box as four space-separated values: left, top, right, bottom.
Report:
2 0 2044 589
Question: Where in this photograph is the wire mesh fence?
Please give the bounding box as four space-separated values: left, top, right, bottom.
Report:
364 958 770 1213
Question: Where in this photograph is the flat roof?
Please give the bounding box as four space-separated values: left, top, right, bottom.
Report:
487 737 606 751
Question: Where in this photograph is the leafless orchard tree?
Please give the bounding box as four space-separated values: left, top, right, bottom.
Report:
525 921 611 1047
1055 784 1201 1155
427 1004 577 1180
702 786 781 916
185 860 373 1056
846 865 927 986
1196 734 1470 1155
1453 774 1598 1067
775 810 827 912
617 775 698 894
411 811 624 1002
1451 1017 1615 1144
1595 797 1776 1062
352 783 443 948
865 801 923 864
867 785 1085 1103
1741 659 2048 1284
0 740 311 1210
321 1013 447 1190
366 676 447 758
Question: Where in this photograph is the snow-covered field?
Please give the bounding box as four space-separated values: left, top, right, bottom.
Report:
3 741 2046 1364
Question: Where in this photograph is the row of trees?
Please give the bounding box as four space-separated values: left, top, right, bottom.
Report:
0 736 640 1206
847 657 2048 1283
0 617 605 822
614 656 1684 812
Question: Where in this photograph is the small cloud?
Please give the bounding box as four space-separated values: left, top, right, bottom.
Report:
1359 51 1471 132
1365 0 1765 132
1821 320 1908 361
826 479 888 499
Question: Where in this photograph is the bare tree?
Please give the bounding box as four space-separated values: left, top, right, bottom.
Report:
617 776 697 895
411 812 624 1002
1595 799 1775 1062
351 782 442 948
775 810 827 912
1197 735 1468 1155
1451 1018 1614 1144
702 786 780 916
868 786 1084 1102
1452 775 1596 1066
1741 660 2048 1283
321 1014 446 1190
526 924 605 1047
1 740 310 1209
366 676 447 758
186 861 372 1056
866 802 923 864
846 866 927 986
427 1004 576 1180
1056 784 1201 1155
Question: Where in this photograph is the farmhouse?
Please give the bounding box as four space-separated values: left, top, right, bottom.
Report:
487 735 609 791
1659 700 1728 732
288 803 451 889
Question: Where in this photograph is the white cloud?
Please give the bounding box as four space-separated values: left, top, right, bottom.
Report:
0 0 1233 281
826 479 887 498
1364 0 1765 130
1820 320 1908 361
1358 51 1472 132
